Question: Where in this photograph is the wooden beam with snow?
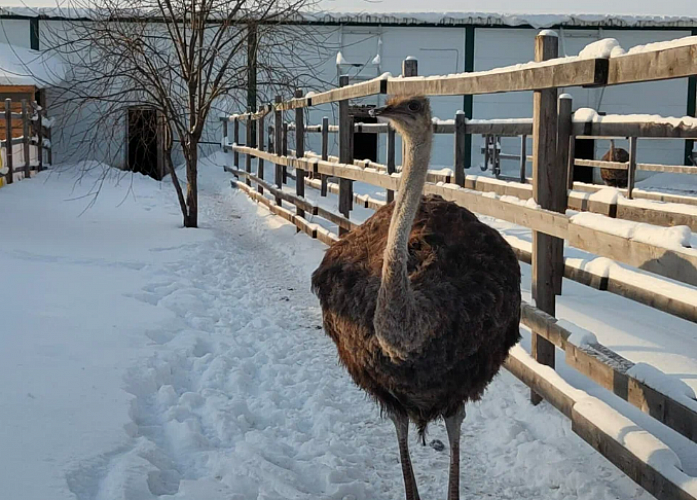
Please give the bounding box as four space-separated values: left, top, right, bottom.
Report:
505 349 697 500
607 43 697 86
521 303 697 444
226 167 318 217
575 158 697 175
385 58 606 96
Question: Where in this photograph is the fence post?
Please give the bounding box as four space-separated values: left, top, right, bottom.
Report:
321 116 329 196
454 111 466 187
257 111 265 194
222 118 228 151
5 99 13 184
338 75 354 232
233 116 239 169
567 137 576 190
282 122 288 184
36 108 43 172
22 100 30 177
401 58 418 165
555 94 573 295
294 89 306 219
627 136 638 199
245 117 253 186
386 124 396 202
519 135 527 183
274 95 283 205
531 31 559 405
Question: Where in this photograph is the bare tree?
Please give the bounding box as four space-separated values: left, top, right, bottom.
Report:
41 0 331 227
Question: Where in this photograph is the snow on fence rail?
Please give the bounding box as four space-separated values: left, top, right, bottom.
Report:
220 31 697 500
0 98 52 187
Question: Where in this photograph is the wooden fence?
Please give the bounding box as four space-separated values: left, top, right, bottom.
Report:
0 98 52 187
221 32 697 500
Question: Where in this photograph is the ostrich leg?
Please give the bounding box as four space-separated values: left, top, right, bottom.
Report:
391 413 421 500
444 405 466 500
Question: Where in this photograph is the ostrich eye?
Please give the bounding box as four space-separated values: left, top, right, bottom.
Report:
407 101 420 112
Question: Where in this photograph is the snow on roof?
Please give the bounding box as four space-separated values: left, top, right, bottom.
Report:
2 6 697 28
0 43 66 88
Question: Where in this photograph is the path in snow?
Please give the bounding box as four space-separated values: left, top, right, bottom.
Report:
2 159 650 499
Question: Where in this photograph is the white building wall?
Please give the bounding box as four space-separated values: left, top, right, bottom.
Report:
0 18 31 48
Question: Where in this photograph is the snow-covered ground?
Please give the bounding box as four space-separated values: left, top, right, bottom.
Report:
0 156 668 499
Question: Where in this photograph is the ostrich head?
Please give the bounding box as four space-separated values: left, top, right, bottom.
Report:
369 95 432 139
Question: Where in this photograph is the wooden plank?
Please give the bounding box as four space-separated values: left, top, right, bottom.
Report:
616 203 697 232
282 122 289 183
530 32 559 404
627 137 638 199
21 99 30 176
572 118 697 139
607 43 697 86
245 119 253 186
294 215 318 239
572 181 697 206
338 75 353 233
274 96 283 206
567 223 697 287
294 89 306 219
257 113 265 195
386 124 396 203
303 119 532 137
571 409 695 500
36 110 42 171
454 111 466 187
300 78 384 108
575 158 628 170
401 58 418 166
229 166 317 216
233 117 240 169
316 206 358 231
555 94 573 293
321 116 329 197
574 159 697 175
386 57 605 97
5 99 13 184
522 303 697 444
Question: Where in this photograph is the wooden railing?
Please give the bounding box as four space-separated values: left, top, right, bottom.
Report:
221 32 697 500
0 98 53 187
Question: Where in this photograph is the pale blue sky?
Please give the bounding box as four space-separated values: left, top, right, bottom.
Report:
4 0 697 16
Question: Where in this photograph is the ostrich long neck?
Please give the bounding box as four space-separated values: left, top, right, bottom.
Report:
374 130 432 360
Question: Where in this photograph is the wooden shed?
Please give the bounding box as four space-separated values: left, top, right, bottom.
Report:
0 84 42 141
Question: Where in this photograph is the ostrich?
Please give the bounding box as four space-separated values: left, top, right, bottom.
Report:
311 95 521 500
600 140 630 188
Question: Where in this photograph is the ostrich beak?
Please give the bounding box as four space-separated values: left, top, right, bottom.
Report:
369 105 389 117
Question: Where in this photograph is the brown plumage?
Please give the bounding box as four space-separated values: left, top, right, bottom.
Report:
311 95 521 500
600 141 630 188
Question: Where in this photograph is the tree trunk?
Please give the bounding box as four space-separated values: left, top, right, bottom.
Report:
164 149 188 226
184 139 198 228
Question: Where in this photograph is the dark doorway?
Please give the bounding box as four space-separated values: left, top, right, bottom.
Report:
573 138 595 184
128 107 162 180
353 115 378 162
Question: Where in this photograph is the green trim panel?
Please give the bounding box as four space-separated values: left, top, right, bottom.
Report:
30 18 39 50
